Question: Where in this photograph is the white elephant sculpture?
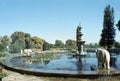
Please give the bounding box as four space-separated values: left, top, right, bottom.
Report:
96 48 110 70
21 49 32 55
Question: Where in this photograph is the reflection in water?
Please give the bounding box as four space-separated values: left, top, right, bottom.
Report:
9 52 120 74
110 54 120 70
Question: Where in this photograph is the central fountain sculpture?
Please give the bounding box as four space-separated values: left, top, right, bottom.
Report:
73 24 88 63
76 24 86 55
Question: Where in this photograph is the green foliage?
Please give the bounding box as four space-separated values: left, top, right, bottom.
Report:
114 41 120 48
43 40 50 51
10 31 32 53
0 35 11 52
10 32 26 53
9 43 16 53
11 31 25 44
85 43 99 48
0 43 4 52
31 36 43 49
9 39 25 53
65 39 76 50
25 33 31 49
116 20 120 31
54 40 64 48
99 5 116 49
1 36 10 47
49 44 54 48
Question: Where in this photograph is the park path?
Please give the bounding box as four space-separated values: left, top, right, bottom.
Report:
2 69 46 81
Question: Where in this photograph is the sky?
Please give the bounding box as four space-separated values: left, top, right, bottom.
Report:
0 0 120 44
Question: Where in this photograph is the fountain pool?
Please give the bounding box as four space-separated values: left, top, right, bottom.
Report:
1 52 120 77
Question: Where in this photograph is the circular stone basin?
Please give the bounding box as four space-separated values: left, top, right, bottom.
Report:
2 52 120 77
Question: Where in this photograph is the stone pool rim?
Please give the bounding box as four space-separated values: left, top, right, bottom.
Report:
1 62 120 79
1 52 120 78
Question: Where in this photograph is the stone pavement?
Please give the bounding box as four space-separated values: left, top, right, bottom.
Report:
2 69 46 81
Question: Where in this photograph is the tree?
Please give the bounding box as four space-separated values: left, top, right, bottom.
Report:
85 43 99 48
114 41 120 48
10 32 25 53
49 44 54 49
31 36 43 50
65 39 76 50
9 39 25 53
0 36 4 52
116 20 120 31
0 35 11 52
25 33 31 49
11 31 25 44
99 5 116 49
54 40 64 48
42 40 50 51
10 31 32 53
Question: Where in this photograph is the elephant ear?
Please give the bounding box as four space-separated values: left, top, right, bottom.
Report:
95 49 97 52
95 48 100 53
96 48 102 57
96 49 99 57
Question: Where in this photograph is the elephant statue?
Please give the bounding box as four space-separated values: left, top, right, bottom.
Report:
96 48 110 70
21 49 32 55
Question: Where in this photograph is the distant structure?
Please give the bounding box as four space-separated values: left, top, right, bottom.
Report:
76 24 85 55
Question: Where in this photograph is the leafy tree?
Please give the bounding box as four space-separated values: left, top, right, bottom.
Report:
85 43 99 48
99 5 116 49
10 32 25 53
54 40 64 48
114 41 120 48
11 31 25 44
10 31 32 53
0 43 4 52
42 40 50 51
116 20 120 31
0 35 11 52
9 39 25 53
49 44 54 48
15 39 25 52
25 33 31 49
65 39 76 50
31 36 43 49
1 35 11 46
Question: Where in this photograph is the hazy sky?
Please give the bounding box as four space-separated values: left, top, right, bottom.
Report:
0 0 120 44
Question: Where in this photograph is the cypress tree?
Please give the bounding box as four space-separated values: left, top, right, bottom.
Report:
99 5 116 49
116 20 120 31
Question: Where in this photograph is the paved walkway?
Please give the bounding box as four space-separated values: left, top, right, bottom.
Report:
2 69 46 81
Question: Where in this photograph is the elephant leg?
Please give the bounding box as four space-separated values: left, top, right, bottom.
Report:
98 62 103 69
98 61 102 69
104 60 110 70
104 62 106 69
106 60 110 69
105 56 110 69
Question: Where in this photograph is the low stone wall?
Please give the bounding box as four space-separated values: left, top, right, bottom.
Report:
1 62 120 79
